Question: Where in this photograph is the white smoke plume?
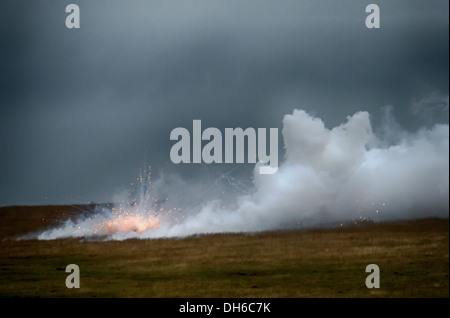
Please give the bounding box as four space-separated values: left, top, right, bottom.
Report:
33 108 449 240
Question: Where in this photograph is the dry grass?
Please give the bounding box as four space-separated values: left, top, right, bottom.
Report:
0 205 448 297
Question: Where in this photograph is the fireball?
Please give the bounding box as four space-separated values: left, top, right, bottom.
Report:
105 213 161 234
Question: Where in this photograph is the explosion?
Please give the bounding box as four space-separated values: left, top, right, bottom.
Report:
31 108 449 241
89 167 169 236
32 167 180 240
105 214 160 234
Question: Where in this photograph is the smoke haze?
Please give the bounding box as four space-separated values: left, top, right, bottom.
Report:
34 108 449 240
1 0 448 207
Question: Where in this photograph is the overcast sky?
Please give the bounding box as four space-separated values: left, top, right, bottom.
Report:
0 0 448 206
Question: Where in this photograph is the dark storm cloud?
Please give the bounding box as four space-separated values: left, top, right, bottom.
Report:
0 0 448 206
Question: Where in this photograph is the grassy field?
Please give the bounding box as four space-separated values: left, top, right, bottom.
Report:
0 205 448 298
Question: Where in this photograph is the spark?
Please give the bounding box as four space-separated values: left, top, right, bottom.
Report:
58 165 184 238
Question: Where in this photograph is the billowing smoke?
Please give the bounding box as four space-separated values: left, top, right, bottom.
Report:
33 108 449 240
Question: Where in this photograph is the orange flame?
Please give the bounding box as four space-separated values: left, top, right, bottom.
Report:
105 214 160 234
